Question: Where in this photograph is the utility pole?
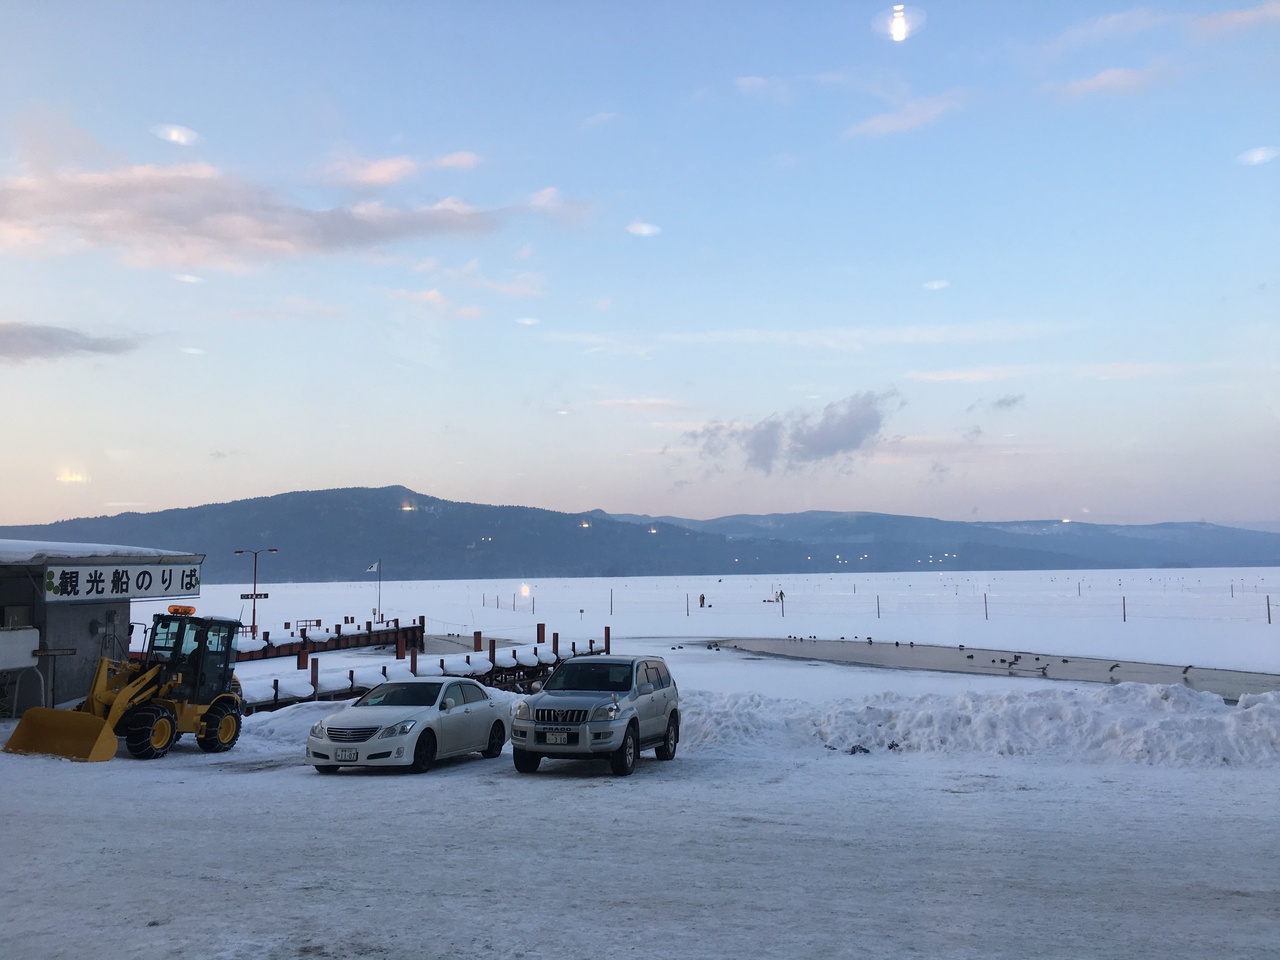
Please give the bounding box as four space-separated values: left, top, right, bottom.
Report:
233 547 277 638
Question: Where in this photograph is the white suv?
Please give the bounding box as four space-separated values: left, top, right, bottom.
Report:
509 655 679 776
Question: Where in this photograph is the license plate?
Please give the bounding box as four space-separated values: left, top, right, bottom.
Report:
335 747 359 762
546 732 569 745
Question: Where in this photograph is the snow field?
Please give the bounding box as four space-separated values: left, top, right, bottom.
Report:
5 568 1279 959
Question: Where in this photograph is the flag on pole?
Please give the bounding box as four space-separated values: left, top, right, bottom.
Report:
366 562 379 573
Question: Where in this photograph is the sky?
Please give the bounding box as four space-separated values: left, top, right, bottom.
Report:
0 2 1277 528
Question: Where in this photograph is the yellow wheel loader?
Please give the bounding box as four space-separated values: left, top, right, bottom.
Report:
3 606 244 762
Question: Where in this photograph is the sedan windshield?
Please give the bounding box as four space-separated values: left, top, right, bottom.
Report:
544 661 632 692
353 682 442 708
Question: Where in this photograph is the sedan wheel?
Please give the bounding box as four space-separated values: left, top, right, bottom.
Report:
409 730 436 774
481 721 505 759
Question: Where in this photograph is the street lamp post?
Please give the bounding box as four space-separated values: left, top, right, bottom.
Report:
234 548 277 639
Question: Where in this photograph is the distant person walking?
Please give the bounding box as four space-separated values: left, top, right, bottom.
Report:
699 593 705 608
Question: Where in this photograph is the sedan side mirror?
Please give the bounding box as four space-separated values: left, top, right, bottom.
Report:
441 698 456 711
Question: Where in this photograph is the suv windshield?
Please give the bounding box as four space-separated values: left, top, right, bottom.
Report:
354 682 442 708
544 661 633 692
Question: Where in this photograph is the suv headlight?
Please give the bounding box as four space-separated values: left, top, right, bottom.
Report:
590 701 621 722
310 721 326 739
377 720 417 739
514 700 531 720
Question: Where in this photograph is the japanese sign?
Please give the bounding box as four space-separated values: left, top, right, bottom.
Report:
43 564 201 603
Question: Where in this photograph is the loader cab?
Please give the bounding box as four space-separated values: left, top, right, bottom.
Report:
146 609 239 705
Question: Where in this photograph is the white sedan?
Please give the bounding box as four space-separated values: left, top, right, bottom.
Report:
306 677 508 774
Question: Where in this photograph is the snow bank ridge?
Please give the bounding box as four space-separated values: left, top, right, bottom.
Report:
679 683 1280 767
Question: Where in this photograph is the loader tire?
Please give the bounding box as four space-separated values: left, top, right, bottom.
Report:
124 704 178 760
197 701 242 753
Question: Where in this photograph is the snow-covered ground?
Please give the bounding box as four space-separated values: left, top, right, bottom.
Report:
4 570 1279 959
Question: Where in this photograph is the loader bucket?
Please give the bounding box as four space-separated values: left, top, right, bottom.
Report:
2 707 119 762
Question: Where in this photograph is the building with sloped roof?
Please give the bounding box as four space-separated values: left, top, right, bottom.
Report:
1 540 203 715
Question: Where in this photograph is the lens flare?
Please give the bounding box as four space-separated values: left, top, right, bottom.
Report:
874 5 926 42
891 7 908 41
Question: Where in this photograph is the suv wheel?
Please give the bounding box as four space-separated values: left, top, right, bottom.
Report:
513 749 541 774
609 723 638 776
655 716 679 761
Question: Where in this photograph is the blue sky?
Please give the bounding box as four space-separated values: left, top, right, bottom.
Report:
1 2 1276 527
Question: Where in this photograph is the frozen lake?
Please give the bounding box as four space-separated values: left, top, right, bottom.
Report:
149 567 1280 674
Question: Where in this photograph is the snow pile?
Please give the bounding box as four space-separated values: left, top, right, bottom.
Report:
439 653 491 676
493 644 558 667
678 683 1280 766
222 681 1280 770
238 700 335 751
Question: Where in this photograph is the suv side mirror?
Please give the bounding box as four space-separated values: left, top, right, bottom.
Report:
530 681 543 693
638 682 655 695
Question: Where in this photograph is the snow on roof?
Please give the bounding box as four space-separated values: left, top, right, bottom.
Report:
0 539 203 566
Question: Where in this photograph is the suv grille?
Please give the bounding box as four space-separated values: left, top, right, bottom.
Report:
327 726 380 743
535 708 589 724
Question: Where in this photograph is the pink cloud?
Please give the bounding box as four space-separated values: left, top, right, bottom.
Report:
1193 0 1280 35
1046 10 1173 55
0 162 500 269
389 287 449 306
846 91 967 137
432 151 481 170
327 156 420 185
1058 65 1166 97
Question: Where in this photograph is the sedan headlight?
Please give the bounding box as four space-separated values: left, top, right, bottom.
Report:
513 700 531 720
310 721 326 739
377 720 417 739
590 701 621 722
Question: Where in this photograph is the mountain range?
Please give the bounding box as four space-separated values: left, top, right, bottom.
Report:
3 485 1278 583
